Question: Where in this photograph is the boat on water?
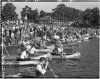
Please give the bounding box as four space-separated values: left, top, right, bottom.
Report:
84 37 89 41
82 34 91 41
4 51 80 65
3 38 81 66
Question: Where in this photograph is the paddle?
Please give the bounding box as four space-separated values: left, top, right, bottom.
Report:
48 64 59 78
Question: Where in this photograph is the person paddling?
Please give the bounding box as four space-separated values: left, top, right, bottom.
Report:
35 57 49 77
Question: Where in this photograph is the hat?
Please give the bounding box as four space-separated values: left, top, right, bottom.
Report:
39 57 46 62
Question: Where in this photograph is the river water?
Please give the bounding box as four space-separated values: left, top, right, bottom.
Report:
4 37 99 78
46 37 99 78
76 37 99 78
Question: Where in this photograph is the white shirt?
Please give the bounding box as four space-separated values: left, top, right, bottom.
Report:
58 47 63 53
20 51 28 59
54 35 60 39
36 63 46 75
29 47 36 54
11 32 14 38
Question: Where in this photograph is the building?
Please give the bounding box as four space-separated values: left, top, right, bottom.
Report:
39 15 66 25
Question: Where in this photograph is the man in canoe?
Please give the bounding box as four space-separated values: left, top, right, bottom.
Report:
35 57 49 77
52 40 64 55
18 40 53 60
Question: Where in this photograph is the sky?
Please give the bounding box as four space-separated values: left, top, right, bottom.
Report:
2 0 100 2
2 2 100 18
69 0 100 1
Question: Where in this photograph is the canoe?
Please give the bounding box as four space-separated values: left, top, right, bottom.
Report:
4 52 80 65
51 52 80 59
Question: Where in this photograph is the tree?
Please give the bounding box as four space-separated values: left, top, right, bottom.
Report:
39 10 47 17
31 9 39 23
82 7 100 28
2 3 18 21
21 5 39 23
51 4 82 22
21 5 32 22
52 4 66 21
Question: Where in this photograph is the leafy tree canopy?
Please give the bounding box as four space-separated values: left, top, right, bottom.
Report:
21 5 39 23
2 3 18 21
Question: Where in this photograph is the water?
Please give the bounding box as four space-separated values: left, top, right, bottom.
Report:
75 38 99 78
47 37 99 78
3 37 99 78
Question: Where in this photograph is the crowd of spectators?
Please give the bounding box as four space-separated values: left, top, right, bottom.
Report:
1 20 99 47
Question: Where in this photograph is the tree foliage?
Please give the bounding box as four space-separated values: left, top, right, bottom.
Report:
2 3 18 21
21 5 39 23
2 3 99 28
82 7 100 28
39 10 47 18
51 4 82 21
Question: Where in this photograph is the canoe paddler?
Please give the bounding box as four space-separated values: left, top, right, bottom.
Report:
35 57 49 77
52 40 64 55
18 43 32 60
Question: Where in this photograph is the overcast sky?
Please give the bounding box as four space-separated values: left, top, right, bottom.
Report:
2 2 100 18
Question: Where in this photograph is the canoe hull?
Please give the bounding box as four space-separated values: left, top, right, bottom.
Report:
4 52 80 65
